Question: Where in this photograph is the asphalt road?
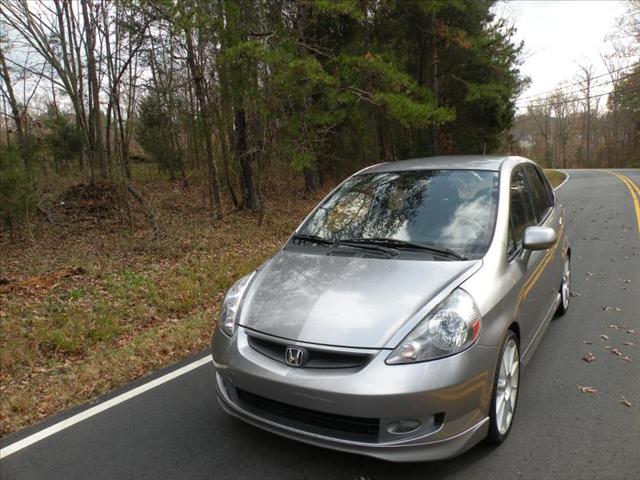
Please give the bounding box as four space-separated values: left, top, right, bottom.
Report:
1 169 639 480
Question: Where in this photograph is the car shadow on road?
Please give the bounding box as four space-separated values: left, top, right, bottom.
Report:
215 412 496 480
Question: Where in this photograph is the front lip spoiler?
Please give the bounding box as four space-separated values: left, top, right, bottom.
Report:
215 373 489 462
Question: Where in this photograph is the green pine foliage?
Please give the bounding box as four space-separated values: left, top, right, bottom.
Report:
136 93 182 178
0 146 34 232
210 0 525 176
43 109 84 170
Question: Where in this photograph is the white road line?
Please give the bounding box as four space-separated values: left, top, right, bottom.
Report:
0 356 212 459
554 171 570 190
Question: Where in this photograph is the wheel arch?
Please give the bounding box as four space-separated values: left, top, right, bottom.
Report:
508 322 521 346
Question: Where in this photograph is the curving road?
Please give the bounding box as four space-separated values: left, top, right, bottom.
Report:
1 169 639 480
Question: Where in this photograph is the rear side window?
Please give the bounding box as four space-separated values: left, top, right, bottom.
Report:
539 169 556 206
508 168 536 256
524 165 554 222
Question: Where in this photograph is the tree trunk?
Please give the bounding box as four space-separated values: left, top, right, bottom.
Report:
184 28 223 219
296 1 321 192
0 47 24 140
430 11 439 155
81 0 106 179
235 109 259 210
220 126 239 208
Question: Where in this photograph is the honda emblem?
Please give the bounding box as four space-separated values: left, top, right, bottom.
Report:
285 346 305 367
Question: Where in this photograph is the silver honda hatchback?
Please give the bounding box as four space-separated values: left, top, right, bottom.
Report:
212 155 570 462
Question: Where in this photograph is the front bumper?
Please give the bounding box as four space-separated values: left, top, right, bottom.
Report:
212 327 498 462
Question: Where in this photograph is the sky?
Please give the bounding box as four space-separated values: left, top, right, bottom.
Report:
495 0 633 110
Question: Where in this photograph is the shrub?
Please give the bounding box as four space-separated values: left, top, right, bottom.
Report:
0 146 34 235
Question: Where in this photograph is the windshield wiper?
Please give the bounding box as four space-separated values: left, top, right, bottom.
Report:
335 240 398 256
346 237 468 261
292 233 396 256
292 233 336 246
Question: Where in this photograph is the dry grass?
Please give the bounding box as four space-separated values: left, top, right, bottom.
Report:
544 169 568 188
0 166 326 436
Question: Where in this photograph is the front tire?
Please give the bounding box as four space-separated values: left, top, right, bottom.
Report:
487 330 520 444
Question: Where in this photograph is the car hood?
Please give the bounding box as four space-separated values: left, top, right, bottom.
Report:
238 250 480 349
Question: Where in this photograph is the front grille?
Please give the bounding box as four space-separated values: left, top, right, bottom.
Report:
236 388 380 442
247 335 370 369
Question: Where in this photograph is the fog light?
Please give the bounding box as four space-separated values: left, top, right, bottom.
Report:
386 419 422 434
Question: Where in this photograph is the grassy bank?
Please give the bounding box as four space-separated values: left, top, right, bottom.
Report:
0 171 324 436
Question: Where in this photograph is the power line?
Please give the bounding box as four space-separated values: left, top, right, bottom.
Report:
516 63 638 103
515 76 619 106
519 84 636 110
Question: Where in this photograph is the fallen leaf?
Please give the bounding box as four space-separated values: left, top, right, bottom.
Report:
577 385 597 394
583 340 593 345
600 334 609 341
628 329 635 334
611 348 623 357
620 397 632 407
582 352 596 363
602 306 622 312
609 325 619 329
623 356 632 362
622 342 635 346
570 291 582 297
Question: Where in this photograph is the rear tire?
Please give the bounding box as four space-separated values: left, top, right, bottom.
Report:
556 254 570 317
487 330 520 444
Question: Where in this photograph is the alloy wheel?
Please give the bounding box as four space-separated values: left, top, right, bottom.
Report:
495 338 519 435
561 256 571 311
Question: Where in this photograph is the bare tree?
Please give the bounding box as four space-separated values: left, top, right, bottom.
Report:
527 97 554 167
1 0 106 178
576 63 597 166
0 45 24 142
550 90 577 169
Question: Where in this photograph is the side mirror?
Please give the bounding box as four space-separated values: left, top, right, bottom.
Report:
523 226 557 250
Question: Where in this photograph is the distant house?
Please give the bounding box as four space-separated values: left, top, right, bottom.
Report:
518 134 534 149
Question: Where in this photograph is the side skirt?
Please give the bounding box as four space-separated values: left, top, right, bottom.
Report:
521 293 561 367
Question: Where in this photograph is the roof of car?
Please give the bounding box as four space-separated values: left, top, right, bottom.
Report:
358 155 532 174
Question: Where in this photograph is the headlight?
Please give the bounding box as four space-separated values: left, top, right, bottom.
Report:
218 273 254 336
386 289 481 364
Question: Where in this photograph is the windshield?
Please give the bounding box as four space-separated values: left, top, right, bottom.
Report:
297 170 499 259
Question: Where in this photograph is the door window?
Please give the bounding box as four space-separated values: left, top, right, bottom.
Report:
508 168 536 256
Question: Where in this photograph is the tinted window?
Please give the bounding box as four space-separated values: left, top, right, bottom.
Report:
509 168 536 255
507 223 517 257
298 170 499 259
524 165 553 222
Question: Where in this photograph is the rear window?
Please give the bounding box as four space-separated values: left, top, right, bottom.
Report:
297 170 499 259
524 165 554 222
